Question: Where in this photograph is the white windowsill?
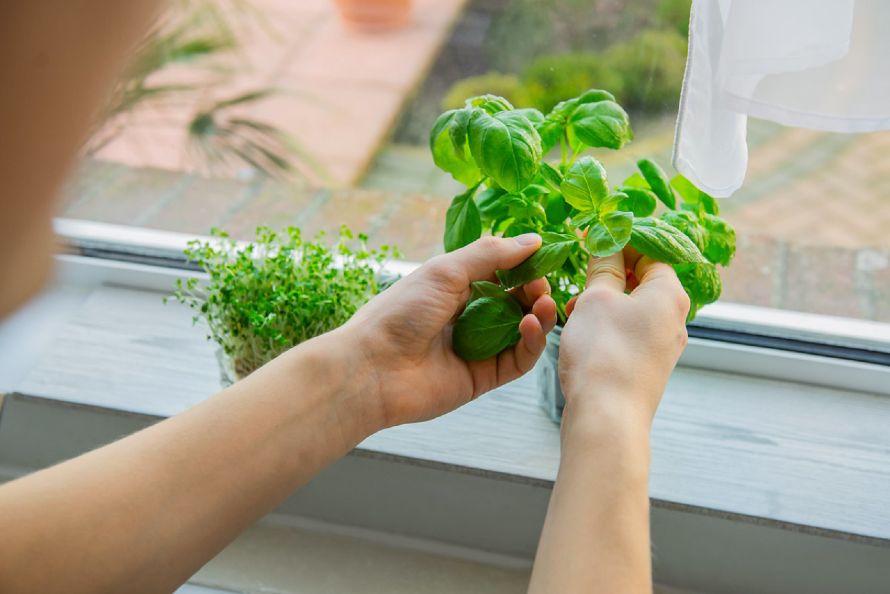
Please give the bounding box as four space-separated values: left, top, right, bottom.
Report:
2 246 890 592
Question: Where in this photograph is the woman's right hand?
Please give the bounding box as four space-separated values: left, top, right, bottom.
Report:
558 247 690 430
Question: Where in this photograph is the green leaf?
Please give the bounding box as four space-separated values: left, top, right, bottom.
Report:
496 232 577 288
448 108 473 161
523 184 551 197
468 110 542 193
676 262 722 310
430 109 483 186
560 156 609 210
452 295 523 361
572 209 599 229
444 185 482 252
600 191 627 214
545 193 570 224
586 211 633 257
661 210 707 253
616 186 657 217
468 280 510 303
476 186 507 221
622 172 649 189
466 94 515 114
671 175 719 215
629 217 706 264
536 118 564 154
513 108 545 125
636 159 677 209
539 162 563 189
701 214 736 266
569 101 633 150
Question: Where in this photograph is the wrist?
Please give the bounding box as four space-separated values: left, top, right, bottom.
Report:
286 328 388 443
561 391 652 452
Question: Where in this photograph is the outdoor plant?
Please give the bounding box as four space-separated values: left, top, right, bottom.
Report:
170 226 396 378
430 90 736 361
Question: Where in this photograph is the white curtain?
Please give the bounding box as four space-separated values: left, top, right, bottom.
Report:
673 0 890 197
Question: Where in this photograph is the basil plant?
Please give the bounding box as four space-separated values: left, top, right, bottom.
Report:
430 90 737 361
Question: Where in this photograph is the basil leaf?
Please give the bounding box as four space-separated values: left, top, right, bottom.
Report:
636 159 677 209
430 109 483 186
452 295 523 361
671 174 720 215
600 191 627 213
545 193 570 224
560 156 608 211
539 162 563 189
443 185 482 252
616 186 657 217
586 210 633 257
466 94 514 114
622 172 649 189
676 262 722 308
701 214 736 266
523 184 551 197
468 110 542 193
448 108 473 161
569 100 633 150
661 210 707 253
535 116 564 154
476 186 507 221
629 217 706 264
468 280 509 303
572 209 599 229
496 231 577 287
513 108 545 125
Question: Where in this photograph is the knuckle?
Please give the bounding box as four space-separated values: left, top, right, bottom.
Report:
578 287 617 307
588 264 625 286
478 235 502 251
675 289 691 316
423 256 464 287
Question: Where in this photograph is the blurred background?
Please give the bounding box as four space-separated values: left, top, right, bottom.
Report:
63 0 890 322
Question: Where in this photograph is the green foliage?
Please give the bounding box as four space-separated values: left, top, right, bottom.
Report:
522 53 626 114
431 88 738 360
170 226 396 377
442 73 529 112
603 29 688 111
452 284 524 360
657 0 693 37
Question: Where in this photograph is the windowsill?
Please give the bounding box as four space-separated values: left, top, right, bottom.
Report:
2 265 890 593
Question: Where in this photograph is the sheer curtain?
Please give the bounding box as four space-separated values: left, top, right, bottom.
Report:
673 0 890 197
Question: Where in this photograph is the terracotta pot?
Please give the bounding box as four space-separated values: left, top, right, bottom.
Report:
333 0 413 31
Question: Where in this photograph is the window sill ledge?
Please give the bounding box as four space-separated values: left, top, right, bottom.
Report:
2 280 890 593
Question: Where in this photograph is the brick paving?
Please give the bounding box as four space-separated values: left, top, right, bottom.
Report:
93 0 468 187
59 156 890 322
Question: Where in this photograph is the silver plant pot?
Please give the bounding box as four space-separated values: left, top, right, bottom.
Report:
216 348 238 388
537 325 565 423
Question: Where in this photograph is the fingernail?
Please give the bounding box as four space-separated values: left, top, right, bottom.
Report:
514 233 541 246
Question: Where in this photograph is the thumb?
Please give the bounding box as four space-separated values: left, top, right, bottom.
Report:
444 234 542 283
586 249 627 292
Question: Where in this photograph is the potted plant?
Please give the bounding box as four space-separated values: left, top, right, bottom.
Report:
170 225 397 385
429 90 737 422
333 0 413 31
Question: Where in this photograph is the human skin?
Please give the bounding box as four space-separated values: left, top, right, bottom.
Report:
528 247 690 594
0 2 690 592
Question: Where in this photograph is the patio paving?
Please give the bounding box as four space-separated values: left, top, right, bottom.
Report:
94 0 468 186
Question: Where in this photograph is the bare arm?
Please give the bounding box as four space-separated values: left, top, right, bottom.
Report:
528 248 690 593
0 236 557 594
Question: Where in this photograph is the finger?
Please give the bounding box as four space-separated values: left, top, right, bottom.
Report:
509 277 550 309
532 294 558 334
630 255 681 295
443 234 542 285
586 249 627 292
495 314 547 385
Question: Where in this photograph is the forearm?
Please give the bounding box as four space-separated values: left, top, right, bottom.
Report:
529 398 653 594
0 329 381 594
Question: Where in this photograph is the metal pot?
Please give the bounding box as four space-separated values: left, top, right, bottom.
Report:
537 324 565 424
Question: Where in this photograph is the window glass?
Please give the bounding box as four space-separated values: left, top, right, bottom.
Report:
63 0 890 324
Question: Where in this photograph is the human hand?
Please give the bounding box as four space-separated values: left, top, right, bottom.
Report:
558 247 690 431
341 234 557 428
